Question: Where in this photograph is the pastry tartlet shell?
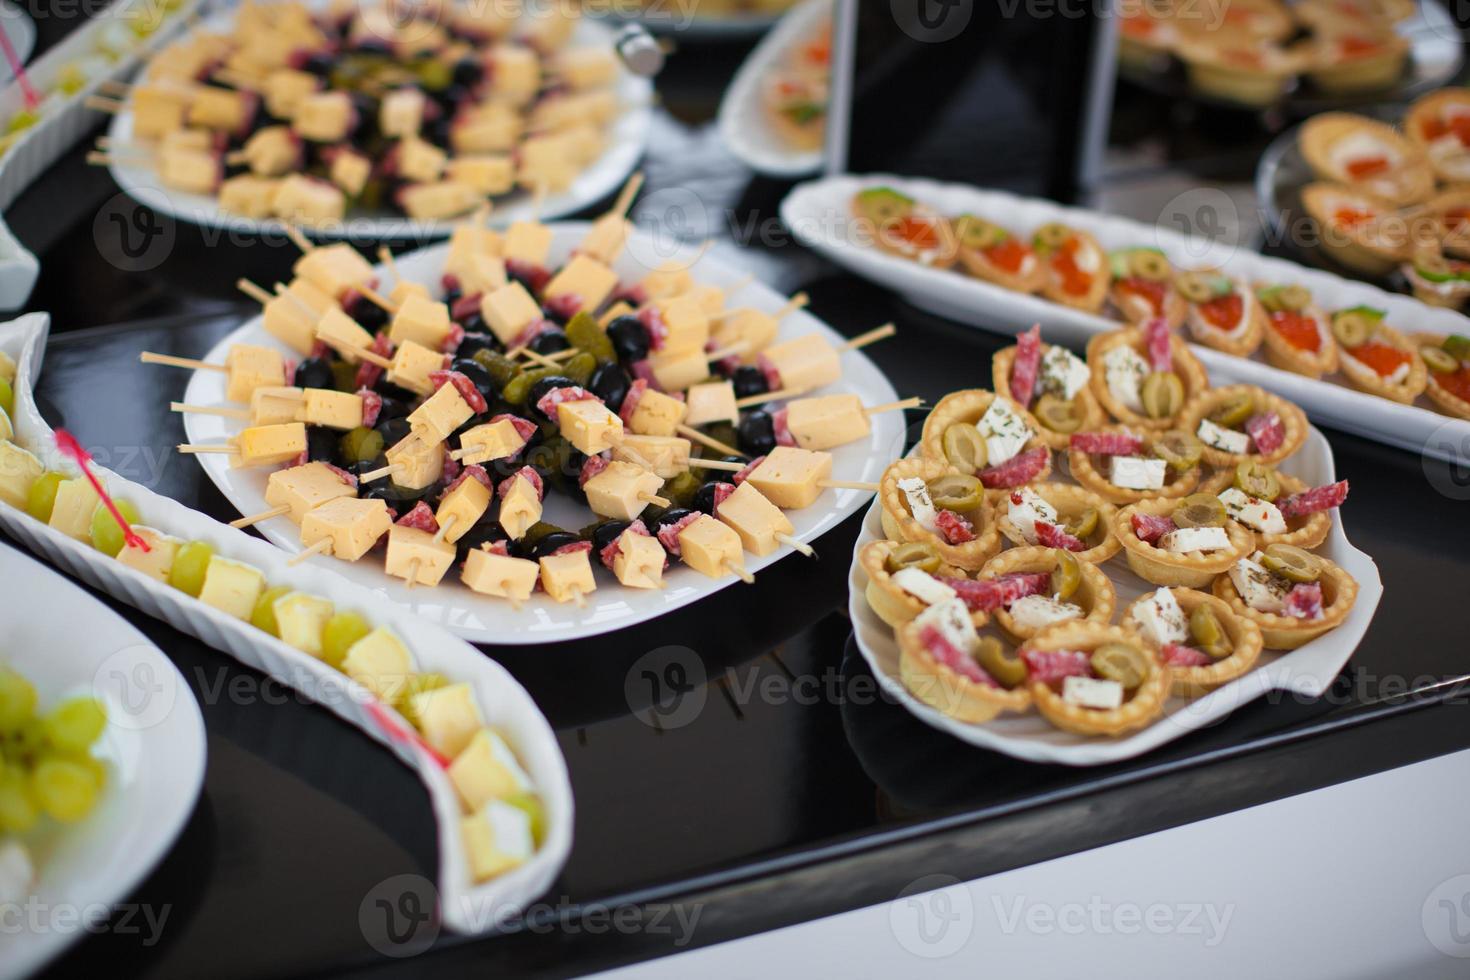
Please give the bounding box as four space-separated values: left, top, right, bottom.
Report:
1199 469 1331 549
879 456 1001 571
1022 622 1169 737
859 539 971 629
992 343 1108 451
1086 327 1210 431
1211 557 1358 649
1184 280 1268 357
994 482 1122 564
1067 425 1202 505
919 389 1054 491
1122 587 1264 698
1115 497 1257 588
897 615 1033 724
1038 229 1110 312
1178 384 1310 468
1258 301 1340 378
981 545 1117 643
1336 323 1429 405
1415 332 1470 420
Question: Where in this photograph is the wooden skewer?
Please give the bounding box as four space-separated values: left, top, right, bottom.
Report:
842 322 896 351
96 79 130 97
736 388 798 408
712 292 808 324
170 401 250 420
723 561 755 585
865 396 924 417
342 344 393 370
83 95 124 113
516 347 564 369
356 285 398 314
287 538 333 566
686 457 744 472
142 351 225 372
224 149 248 166
237 278 273 306
274 282 321 319
702 341 749 363
432 514 457 545
86 151 148 167
610 170 644 219
677 425 743 458
377 246 402 283
776 534 816 558
283 224 315 254
357 461 399 482
639 492 671 508
403 558 422 591
230 504 289 529
176 443 237 455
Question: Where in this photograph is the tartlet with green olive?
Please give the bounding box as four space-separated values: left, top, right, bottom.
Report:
1086 326 1210 432
1200 463 1334 550
980 546 1116 644
1115 496 1257 588
1107 247 1188 328
898 612 1034 724
952 215 1047 293
850 186 960 268
1178 268 1266 357
1032 222 1109 312
879 457 1001 570
1122 587 1264 698
1019 622 1169 737
1415 333 1470 420
1328 307 1427 404
1254 282 1340 378
1066 426 1204 506
994 483 1121 564
992 335 1107 451
1178 384 1309 468
919 389 1053 493
1401 252 1470 311
859 539 970 629
1212 546 1359 649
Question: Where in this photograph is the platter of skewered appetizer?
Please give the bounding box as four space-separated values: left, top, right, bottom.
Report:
0 311 574 933
781 172 1470 462
583 0 803 38
846 324 1382 765
166 205 904 642
716 0 829 177
91 0 654 238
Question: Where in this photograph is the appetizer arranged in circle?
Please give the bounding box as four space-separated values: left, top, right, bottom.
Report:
1122 586 1263 698
1180 384 1308 468
1328 306 1427 404
1200 462 1347 550
879 458 1000 570
1032 222 1109 312
920 390 1052 492
1108 247 1186 328
1086 321 1208 431
995 484 1120 564
1116 494 1257 588
1018 622 1169 737
859 539 967 629
897 599 1031 724
953 215 1045 294
1213 544 1359 649
1255 282 1338 378
1416 333 1470 419
1300 114 1434 207
981 546 1116 643
850 186 958 268
1178 268 1265 357
1067 426 1203 506
991 326 1105 450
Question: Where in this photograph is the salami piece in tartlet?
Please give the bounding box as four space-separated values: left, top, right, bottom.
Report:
1177 268 1266 357
1019 623 1169 737
1122 587 1264 699
1328 307 1428 404
879 457 1001 571
1199 465 1345 551
898 604 1034 724
1179 384 1309 468
1107 247 1187 328
1212 547 1358 649
952 215 1046 294
851 186 959 268
1086 322 1209 431
1303 31 1411 97
1032 223 1109 312
980 546 1116 644
1401 253 1470 311
991 326 1106 451
919 389 1053 493
1300 182 1413 276
859 539 970 629
1299 113 1433 206
1172 29 1302 107
1255 282 1340 378
1415 333 1470 420
1067 426 1203 506
994 483 1121 564
1115 496 1257 588
1405 89 1470 185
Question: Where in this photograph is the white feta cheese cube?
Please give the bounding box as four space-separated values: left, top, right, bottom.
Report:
1063 675 1124 710
1159 525 1231 553
1196 418 1251 454
914 598 979 653
897 476 939 532
1217 488 1287 534
1038 346 1091 401
1228 558 1287 613
978 398 1032 466
891 568 957 606
1103 345 1148 413
1008 594 1084 631
1134 587 1189 647
1007 487 1059 544
1109 455 1167 491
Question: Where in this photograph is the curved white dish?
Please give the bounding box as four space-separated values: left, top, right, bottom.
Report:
0 547 205 980
0 313 574 935
181 226 902 643
105 15 654 240
716 0 829 178
781 172 1470 464
0 1 37 84
847 428 1383 766
590 7 787 39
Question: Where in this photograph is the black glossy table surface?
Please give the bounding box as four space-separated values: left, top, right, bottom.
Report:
8 25 1470 980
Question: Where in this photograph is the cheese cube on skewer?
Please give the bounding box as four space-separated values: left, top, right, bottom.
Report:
462 547 539 601
435 476 491 544
262 67 319 118
219 174 281 219
380 87 425 138
456 419 529 465
612 530 665 589
263 294 322 354
239 125 299 177
678 515 746 580
684 381 739 428
650 296 709 353
408 383 474 446
302 389 363 430
225 344 288 402
387 279 431 306
515 133 581 193
384 434 444 490
454 254 508 296
48 478 103 541
0 443 42 509
539 551 596 604
400 182 484 223
759 333 840 394
187 86 255 133
783 394 871 451
272 174 346 225
625 388 687 437
487 44 540 105
584 461 663 521
293 91 355 142
274 592 335 656
543 255 618 314
716 482 795 557
497 472 543 539
648 347 712 392
745 446 833 509
232 422 308 468
300 497 393 561
117 527 181 583
329 149 372 197
294 242 375 299
451 103 523 154
448 729 532 812
612 435 689 479
503 221 553 266
385 525 457 586
388 340 444 396
446 155 515 195
641 262 694 301
556 400 623 456
388 294 453 351
552 47 619 89
713 308 778 360
265 461 356 522
159 147 222 195
399 136 448 185
481 281 542 346
578 213 629 266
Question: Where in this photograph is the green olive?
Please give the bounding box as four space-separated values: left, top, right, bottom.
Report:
1422 345 1459 374
472 349 520 387
955 214 1006 249
521 521 564 547
1151 429 1203 472
562 351 598 386
1051 550 1082 602
1032 222 1072 252
854 187 914 226
1172 492 1228 529
501 366 558 406
1034 394 1083 434
339 426 384 465
662 470 702 509
926 474 984 512
941 422 988 473
884 542 943 575
1209 391 1256 429
565 313 616 364
1130 249 1171 281
1260 543 1322 583
1256 285 1286 313
1444 335 1470 361
1277 285 1311 311
974 636 1027 689
1140 371 1185 419
1063 507 1100 541
1175 271 1216 304
1091 642 1150 691
1330 309 1378 348
1232 460 1281 501
1189 604 1233 659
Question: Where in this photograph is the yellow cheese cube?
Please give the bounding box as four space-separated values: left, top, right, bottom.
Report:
301 497 393 561
613 435 689 479
785 394 871 451
538 550 596 604
543 255 618 314
187 85 252 132
683 381 739 428
455 253 508 296
446 155 515 195
48 477 103 541
584 461 662 521
497 473 543 539
450 103 523 154
265 461 356 522
240 125 299 177
272 174 346 225
552 47 619 89
262 293 319 355
379 87 425 138
452 1 516 39
713 308 779 361
531 89 617 131
408 383 473 446
647 347 710 392
461 800 534 882
388 280 431 306
448 728 533 812
456 419 528 465
342 626 415 701
681 284 726 317
445 223 504 272
302 389 363 430
641 261 694 301
234 422 308 468
612 530 665 589
762 333 840 394
116 526 181 583
219 174 281 219
159 146 220 195
131 87 187 139
556 399 623 456
294 242 375 298
516 135 581 193
399 181 483 221
502 221 553 266
387 340 443 396
329 149 372 196
315 308 375 363
247 386 305 425
226 344 287 402
578 213 629 266
652 296 709 353
198 556 266 620
384 434 444 490
411 683 482 758
487 44 540 104
522 0 579 51
677 514 745 579
273 592 334 656
480 281 542 346
716 482 794 557
435 476 491 543
396 136 447 184
0 442 42 509
293 91 354 142
745 446 833 509
462 547 538 601
262 67 319 118
626 388 687 438
388 294 453 351
385 525 457 586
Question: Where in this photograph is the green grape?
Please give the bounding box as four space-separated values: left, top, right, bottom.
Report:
25 471 64 523
41 697 107 753
169 540 215 597
0 375 12 417
395 673 449 726
90 499 141 557
504 793 546 848
0 764 38 832
321 612 371 670
251 585 294 637
31 758 99 823
330 360 358 392
0 668 38 733
339 427 384 465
